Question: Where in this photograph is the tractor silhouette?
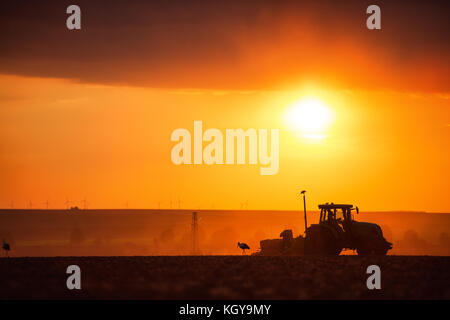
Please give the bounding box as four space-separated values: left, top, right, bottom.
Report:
305 203 392 255
254 203 392 256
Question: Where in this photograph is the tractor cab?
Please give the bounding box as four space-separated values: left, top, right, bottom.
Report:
318 203 358 232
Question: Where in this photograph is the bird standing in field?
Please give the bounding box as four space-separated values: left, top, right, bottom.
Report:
2 239 10 257
237 242 250 255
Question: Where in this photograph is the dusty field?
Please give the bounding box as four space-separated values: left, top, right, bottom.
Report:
0 256 449 299
1 210 449 257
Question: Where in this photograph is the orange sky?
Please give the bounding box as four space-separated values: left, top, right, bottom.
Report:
0 1 449 212
0 75 449 211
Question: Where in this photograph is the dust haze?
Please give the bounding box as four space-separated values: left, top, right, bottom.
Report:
1 209 448 257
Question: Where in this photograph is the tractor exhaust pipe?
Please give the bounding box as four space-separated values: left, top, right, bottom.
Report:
301 190 307 233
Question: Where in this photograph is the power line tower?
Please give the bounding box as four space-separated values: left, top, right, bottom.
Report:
191 211 198 255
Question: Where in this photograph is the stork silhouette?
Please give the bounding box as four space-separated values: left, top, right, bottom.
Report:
2 239 10 257
237 242 250 255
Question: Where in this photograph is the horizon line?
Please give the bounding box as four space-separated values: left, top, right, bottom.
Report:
0 208 448 214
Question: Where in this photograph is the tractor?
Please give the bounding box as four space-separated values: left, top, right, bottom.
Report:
254 202 392 256
304 203 392 255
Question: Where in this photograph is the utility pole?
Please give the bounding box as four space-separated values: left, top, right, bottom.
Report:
191 211 198 255
301 190 307 233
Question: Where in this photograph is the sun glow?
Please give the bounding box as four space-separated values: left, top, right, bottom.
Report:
284 97 334 140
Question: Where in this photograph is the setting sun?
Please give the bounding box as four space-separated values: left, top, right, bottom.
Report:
284 97 334 140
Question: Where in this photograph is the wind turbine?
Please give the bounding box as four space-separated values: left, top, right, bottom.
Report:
81 197 88 210
65 198 73 209
42 199 50 209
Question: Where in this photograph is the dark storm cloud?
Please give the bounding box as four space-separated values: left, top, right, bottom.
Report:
0 0 448 91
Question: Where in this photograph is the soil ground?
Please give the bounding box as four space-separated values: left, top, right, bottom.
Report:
0 256 449 299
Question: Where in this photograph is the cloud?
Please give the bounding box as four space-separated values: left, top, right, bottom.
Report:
0 0 449 92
